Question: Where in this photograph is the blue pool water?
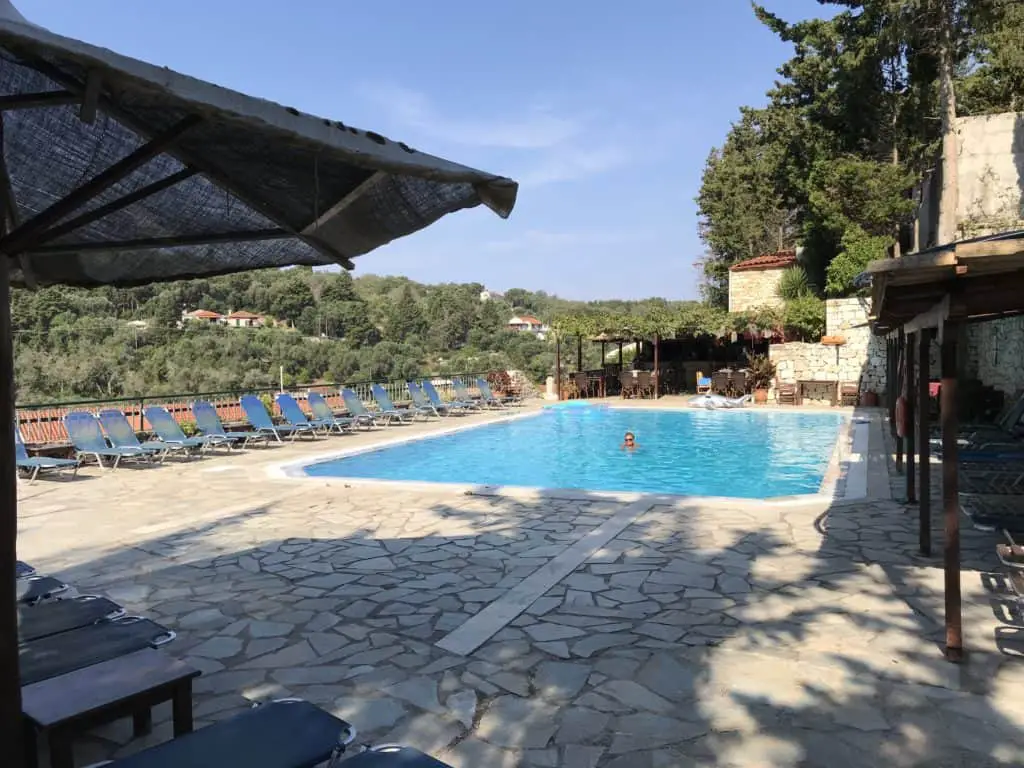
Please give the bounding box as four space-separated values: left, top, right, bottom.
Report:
303 406 847 498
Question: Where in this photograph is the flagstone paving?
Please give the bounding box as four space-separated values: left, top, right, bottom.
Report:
15 409 1024 767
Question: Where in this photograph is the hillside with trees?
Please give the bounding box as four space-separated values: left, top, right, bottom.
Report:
697 0 1024 304
11 268 691 403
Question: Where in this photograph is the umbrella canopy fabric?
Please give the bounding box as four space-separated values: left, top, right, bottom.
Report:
0 0 517 287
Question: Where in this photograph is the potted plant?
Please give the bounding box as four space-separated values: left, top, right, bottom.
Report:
747 354 776 405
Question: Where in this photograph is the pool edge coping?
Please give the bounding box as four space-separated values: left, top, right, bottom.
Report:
267 405 868 507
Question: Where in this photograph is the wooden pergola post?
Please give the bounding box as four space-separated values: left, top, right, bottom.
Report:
887 337 897 434
653 334 660 399
940 324 963 661
576 335 583 372
555 333 562 401
906 331 916 503
896 329 905 472
918 328 931 556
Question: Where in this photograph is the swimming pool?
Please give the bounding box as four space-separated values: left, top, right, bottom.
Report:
302 406 848 498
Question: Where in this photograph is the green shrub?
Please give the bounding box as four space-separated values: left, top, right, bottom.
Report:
783 296 826 341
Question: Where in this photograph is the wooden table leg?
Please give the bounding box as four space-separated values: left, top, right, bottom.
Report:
172 682 194 736
48 727 75 768
133 707 153 736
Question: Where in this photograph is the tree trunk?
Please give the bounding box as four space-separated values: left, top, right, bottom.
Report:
935 0 959 245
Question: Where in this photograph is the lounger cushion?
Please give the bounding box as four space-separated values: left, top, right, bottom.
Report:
20 618 173 685
16 576 67 605
19 596 123 642
98 699 350 768
342 747 453 766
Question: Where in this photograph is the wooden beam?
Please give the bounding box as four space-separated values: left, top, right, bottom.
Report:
0 116 201 256
26 228 291 256
940 327 963 662
903 295 951 335
918 328 931 556
955 237 1024 259
0 91 78 111
30 168 198 247
301 171 384 234
79 70 103 125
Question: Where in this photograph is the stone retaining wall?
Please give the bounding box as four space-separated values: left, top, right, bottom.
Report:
768 298 887 402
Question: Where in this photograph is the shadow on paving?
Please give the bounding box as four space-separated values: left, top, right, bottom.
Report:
26 476 1024 768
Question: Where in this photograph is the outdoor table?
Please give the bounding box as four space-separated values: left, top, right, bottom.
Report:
797 380 839 407
22 648 199 768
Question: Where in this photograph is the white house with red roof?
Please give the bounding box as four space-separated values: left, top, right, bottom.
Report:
225 310 264 328
181 308 223 323
727 249 799 313
508 314 550 339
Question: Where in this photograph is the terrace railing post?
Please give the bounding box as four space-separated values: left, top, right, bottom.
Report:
918 328 931 556
137 397 145 432
905 331 916 503
895 329 904 473
940 324 963 662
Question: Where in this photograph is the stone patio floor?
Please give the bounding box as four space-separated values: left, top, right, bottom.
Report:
15 404 1024 767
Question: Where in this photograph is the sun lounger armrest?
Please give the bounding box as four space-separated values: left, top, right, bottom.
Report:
341 745 455 766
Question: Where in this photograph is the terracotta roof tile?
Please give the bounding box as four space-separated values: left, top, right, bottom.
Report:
729 250 798 272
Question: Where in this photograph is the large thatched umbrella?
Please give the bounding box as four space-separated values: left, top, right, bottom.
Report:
0 3 517 763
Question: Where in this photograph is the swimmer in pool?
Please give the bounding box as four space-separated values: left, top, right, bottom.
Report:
620 431 638 451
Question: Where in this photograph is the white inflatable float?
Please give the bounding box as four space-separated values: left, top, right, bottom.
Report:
687 394 751 410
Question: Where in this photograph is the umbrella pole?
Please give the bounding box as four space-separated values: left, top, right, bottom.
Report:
0 252 24 767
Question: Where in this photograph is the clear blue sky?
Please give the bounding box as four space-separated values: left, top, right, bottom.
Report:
20 0 824 301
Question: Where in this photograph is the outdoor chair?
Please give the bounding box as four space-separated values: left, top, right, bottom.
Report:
475 378 509 408
421 379 473 413
82 698 359 768
619 371 637 399
98 409 188 462
14 426 78 483
339 388 379 429
573 372 590 399
731 370 749 396
191 401 270 449
370 383 417 423
776 381 798 405
273 394 324 439
405 381 441 418
16 560 35 578
711 370 731 396
17 575 70 606
451 379 484 409
63 411 153 469
239 395 302 442
839 381 860 406
636 371 654 399
143 406 220 452
695 370 712 394
306 391 356 434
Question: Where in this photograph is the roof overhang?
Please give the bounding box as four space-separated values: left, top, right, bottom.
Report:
867 231 1024 338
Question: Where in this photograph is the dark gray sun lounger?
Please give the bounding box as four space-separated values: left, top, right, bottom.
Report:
342 746 454 766
18 595 125 643
16 560 35 578
85 698 356 768
16 575 69 605
20 616 175 685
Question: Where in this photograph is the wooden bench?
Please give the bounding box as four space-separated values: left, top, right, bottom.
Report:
22 649 199 768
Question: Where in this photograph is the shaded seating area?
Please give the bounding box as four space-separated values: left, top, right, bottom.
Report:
867 230 1024 662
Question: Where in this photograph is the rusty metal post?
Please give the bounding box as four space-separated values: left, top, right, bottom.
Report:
906 331 916 503
940 326 963 661
555 334 562 401
918 329 931 556
653 334 660 399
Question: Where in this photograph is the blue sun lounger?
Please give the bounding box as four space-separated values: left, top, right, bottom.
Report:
421 379 473 413
99 409 189 462
64 411 153 469
370 383 416 424
307 392 355 434
451 379 484 410
274 394 323 439
84 698 359 768
15 427 78 483
339 388 378 429
477 377 520 407
240 395 302 443
192 401 270 449
143 406 221 452
406 381 442 418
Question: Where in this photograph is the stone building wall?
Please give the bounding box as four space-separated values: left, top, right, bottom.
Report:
965 316 1024 397
728 268 786 313
768 298 887 403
